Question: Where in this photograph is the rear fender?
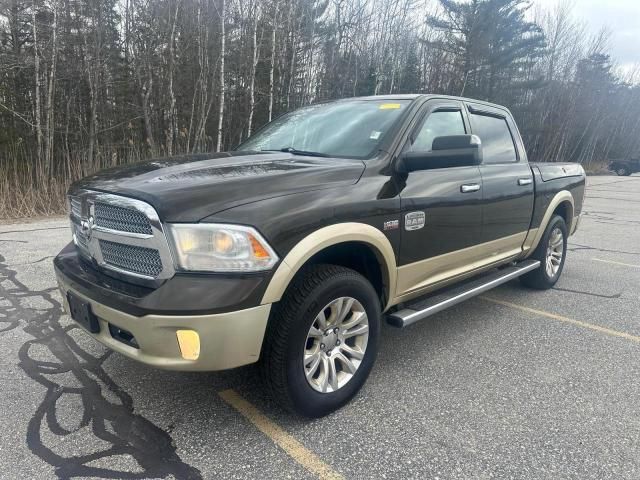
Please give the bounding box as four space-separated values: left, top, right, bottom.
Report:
523 190 574 256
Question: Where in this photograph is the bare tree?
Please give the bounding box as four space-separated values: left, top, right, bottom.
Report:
1 0 640 218
216 0 226 152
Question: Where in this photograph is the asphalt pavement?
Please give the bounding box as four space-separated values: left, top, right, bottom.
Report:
1 175 639 479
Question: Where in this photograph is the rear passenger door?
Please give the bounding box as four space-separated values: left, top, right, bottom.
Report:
467 103 534 251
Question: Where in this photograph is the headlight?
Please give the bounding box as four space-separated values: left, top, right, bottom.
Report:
167 224 279 272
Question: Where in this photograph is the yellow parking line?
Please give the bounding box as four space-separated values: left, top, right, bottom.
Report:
218 389 344 480
480 296 640 344
592 258 640 269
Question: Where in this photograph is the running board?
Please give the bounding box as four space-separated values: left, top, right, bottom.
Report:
386 260 541 328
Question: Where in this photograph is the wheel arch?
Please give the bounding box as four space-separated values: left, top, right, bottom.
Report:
523 190 574 256
552 200 574 228
261 223 397 311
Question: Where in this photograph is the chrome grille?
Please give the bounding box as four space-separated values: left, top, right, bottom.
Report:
99 240 163 277
70 197 82 218
94 202 153 235
67 190 175 284
73 224 89 252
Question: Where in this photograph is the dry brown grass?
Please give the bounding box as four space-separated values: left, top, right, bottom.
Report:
0 143 149 220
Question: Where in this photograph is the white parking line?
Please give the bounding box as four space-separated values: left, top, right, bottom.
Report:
592 258 640 269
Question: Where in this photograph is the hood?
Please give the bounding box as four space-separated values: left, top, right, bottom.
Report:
72 151 365 222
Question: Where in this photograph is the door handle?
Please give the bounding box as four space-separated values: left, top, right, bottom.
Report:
460 183 481 193
518 178 533 186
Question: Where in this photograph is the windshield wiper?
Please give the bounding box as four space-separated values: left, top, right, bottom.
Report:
262 147 331 158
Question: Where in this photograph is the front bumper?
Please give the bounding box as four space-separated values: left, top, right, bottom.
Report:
56 266 272 371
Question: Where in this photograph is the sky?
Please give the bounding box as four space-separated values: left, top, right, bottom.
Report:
534 0 640 73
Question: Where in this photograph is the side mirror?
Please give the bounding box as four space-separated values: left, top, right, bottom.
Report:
396 134 482 173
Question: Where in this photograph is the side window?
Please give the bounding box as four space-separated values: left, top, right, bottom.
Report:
409 110 466 152
469 113 517 164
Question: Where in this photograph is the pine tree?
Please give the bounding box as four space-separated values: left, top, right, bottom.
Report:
426 0 545 103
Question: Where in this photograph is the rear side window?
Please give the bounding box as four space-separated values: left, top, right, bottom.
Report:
410 110 466 152
470 113 517 164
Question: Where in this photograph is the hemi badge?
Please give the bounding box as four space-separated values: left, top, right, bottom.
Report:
383 220 399 231
405 211 426 231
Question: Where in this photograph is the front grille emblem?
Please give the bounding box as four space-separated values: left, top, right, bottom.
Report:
80 206 95 240
80 219 91 239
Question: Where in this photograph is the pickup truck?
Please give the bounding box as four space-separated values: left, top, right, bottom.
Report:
54 95 586 417
609 158 640 176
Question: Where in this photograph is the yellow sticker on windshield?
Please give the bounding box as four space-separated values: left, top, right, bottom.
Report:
379 103 402 110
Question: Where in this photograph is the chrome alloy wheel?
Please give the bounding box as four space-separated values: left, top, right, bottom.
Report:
303 297 369 393
545 227 564 278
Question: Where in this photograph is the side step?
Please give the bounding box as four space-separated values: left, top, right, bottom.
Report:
386 259 540 328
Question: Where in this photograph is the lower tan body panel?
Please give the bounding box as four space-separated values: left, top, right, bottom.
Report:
57 275 271 371
391 232 527 306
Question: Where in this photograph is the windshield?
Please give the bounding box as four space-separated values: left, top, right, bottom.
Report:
236 99 411 159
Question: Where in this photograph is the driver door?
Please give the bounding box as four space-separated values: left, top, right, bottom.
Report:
396 100 484 297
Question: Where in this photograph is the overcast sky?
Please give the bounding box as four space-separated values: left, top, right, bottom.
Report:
534 0 640 72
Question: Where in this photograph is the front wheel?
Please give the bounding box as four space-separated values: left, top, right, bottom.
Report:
261 264 381 417
520 215 568 290
616 166 630 176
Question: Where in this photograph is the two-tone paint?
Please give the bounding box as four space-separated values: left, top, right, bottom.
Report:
54 94 585 370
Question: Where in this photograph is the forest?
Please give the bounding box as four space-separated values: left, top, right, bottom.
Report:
1 0 639 218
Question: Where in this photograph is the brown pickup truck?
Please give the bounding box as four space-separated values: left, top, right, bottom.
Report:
55 95 586 417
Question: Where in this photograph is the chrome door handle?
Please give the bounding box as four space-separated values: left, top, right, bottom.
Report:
518 178 533 186
460 184 481 193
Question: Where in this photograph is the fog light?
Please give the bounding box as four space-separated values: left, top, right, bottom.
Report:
176 330 200 360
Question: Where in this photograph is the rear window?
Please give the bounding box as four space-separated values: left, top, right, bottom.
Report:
470 113 518 164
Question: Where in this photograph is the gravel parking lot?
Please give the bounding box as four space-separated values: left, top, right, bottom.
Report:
1 175 639 480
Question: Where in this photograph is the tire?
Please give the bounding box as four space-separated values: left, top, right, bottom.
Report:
260 264 381 417
520 215 568 290
616 166 630 176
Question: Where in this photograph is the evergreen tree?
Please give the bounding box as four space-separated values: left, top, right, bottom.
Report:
426 0 546 103
399 46 421 93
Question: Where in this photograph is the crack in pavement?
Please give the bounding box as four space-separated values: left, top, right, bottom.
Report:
0 253 202 479
567 242 640 257
0 226 69 235
585 195 640 204
587 178 640 187
583 211 640 227
552 286 623 299
10 256 56 267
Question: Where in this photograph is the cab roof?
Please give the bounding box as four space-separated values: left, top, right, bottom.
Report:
333 94 509 112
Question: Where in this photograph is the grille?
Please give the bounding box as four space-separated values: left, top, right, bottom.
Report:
94 202 153 235
99 240 163 277
74 224 89 251
70 197 82 217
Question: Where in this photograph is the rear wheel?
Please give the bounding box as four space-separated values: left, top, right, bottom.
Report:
261 264 380 417
520 215 567 290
